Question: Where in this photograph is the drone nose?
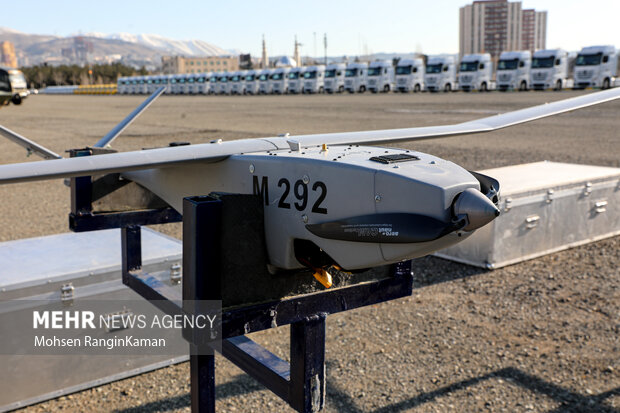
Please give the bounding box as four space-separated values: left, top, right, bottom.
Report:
453 188 500 231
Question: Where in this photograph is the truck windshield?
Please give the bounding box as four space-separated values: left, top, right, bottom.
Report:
531 57 554 68
497 59 518 70
218 77 227 82
396 65 412 75
245 75 255 81
210 76 218 82
231 75 240 81
288 72 299 79
367 68 381 76
8 71 27 89
425 64 442 73
459 61 479 72
576 53 603 66
259 74 269 81
325 70 336 78
345 69 358 77
304 71 317 79
0 71 10 91
270 73 283 80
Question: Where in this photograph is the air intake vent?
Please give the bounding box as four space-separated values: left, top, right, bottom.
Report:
369 154 420 164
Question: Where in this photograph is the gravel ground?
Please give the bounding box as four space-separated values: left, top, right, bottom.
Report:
0 91 618 412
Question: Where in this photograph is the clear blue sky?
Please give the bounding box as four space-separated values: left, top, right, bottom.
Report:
3 1 620 57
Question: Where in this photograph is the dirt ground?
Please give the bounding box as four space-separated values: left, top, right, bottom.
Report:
0 91 618 412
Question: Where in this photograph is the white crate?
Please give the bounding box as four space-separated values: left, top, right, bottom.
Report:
435 161 620 269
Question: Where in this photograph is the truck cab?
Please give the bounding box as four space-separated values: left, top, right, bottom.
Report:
194 72 209 94
229 71 244 95
258 69 274 94
367 60 394 93
496 51 531 91
0 67 28 105
324 63 346 93
344 62 368 93
217 72 232 95
531 49 569 91
270 67 291 94
287 67 305 94
458 53 493 91
244 70 259 95
573 45 618 89
303 65 325 94
395 58 424 93
424 56 456 92
117 77 129 95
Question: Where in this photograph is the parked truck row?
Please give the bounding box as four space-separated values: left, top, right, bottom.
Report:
116 45 619 96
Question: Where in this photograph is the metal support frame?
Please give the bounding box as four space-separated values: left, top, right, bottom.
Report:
119 194 413 412
68 148 181 232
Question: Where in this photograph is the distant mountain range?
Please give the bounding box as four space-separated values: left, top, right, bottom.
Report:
0 27 233 69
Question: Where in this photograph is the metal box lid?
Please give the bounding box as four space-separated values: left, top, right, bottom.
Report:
484 161 620 197
0 228 181 294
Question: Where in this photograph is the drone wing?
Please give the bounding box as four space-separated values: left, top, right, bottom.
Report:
0 88 619 184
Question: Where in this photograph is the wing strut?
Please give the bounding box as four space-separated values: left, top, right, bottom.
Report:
94 86 166 149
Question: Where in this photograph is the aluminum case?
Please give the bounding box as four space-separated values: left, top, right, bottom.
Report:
435 161 620 269
0 228 186 412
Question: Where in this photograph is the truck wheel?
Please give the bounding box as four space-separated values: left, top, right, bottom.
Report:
414 84 421 93
319 86 324 94
444 83 451 92
383 84 390 93
480 82 487 92
11 94 22 105
359 85 366 93
338 85 344 93
519 81 527 91
602 78 610 89
554 80 562 91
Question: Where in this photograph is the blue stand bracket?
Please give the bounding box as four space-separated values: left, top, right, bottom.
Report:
122 194 413 412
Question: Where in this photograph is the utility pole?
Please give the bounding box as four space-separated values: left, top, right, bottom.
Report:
323 33 327 65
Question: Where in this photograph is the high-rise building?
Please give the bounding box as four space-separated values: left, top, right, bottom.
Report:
459 1 546 60
1 41 18 68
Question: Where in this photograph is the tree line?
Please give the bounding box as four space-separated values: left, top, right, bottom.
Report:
20 63 149 89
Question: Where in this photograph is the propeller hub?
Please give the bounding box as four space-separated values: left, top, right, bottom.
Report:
453 188 500 231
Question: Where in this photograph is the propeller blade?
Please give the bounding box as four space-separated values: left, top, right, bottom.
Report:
93 86 165 149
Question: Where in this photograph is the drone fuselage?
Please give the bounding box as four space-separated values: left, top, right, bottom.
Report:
125 144 496 270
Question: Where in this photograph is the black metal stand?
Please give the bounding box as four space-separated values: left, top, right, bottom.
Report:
120 194 413 412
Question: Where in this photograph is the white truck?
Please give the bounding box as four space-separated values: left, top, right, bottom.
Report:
367 60 394 93
287 67 305 94
216 72 231 95
207 73 219 95
258 69 273 94
324 63 346 93
573 45 618 89
344 62 368 93
303 65 325 94
496 51 531 91
194 73 209 94
395 58 424 93
424 56 456 92
458 53 493 91
228 71 245 95
530 49 570 91
270 67 291 94
244 70 259 95
117 77 130 94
